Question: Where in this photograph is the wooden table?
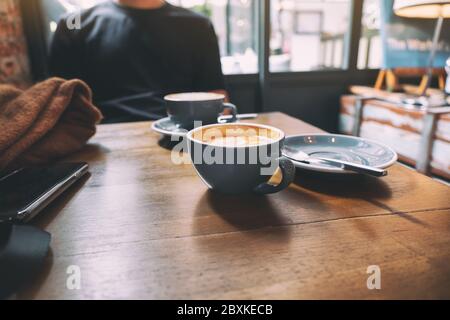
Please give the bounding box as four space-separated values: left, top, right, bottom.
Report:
22 112 450 299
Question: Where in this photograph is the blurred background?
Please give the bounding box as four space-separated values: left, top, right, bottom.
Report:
1 0 448 133
37 0 383 74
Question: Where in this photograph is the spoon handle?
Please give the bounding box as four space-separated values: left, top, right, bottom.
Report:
218 113 258 121
317 157 388 177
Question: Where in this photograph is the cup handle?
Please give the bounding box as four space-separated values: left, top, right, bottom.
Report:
219 102 238 123
253 156 296 194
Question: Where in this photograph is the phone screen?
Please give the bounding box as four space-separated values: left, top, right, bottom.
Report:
0 163 87 222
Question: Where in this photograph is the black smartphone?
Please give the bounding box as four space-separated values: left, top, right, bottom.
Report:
0 162 89 223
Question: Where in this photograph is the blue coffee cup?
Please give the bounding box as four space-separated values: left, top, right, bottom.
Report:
164 92 237 129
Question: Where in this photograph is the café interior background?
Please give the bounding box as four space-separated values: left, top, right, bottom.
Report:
2 0 388 132
1 0 450 300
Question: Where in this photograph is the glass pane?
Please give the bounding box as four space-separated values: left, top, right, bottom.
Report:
270 0 351 72
358 0 382 69
41 0 257 74
170 0 258 74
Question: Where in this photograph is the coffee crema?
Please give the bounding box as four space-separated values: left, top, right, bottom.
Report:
205 135 276 147
164 92 225 102
194 125 281 147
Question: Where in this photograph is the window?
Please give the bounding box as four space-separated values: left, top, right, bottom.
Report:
357 0 382 69
170 0 258 74
270 0 352 72
40 0 258 74
36 0 382 78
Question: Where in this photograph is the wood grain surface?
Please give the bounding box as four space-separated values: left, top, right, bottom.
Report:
21 112 450 299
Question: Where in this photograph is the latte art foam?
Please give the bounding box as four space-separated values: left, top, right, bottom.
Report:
205 135 275 147
190 124 282 148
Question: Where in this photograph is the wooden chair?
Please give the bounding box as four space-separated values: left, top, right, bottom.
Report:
374 67 446 94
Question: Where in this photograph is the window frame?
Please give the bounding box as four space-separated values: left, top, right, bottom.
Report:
249 0 372 111
261 0 364 76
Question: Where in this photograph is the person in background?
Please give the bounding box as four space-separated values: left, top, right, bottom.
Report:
49 0 227 123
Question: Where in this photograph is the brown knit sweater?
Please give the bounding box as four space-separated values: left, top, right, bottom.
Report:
0 77 102 173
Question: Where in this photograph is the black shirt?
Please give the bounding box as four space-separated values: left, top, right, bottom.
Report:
49 2 225 122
